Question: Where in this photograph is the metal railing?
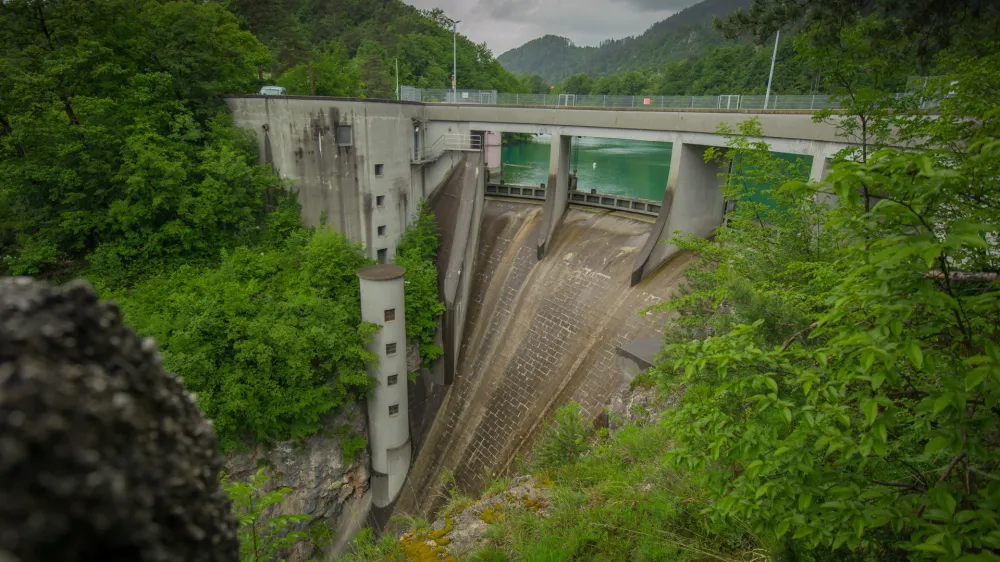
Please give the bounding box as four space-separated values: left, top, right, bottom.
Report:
401 88 935 111
403 88 844 110
413 133 482 164
485 183 661 217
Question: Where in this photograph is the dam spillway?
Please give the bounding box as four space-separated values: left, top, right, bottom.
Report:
394 199 692 517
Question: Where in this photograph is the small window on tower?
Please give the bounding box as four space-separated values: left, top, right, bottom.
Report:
377 225 387 236
389 404 399 416
375 164 384 177
387 374 399 386
377 248 387 263
384 308 395 322
386 342 397 355
376 195 385 207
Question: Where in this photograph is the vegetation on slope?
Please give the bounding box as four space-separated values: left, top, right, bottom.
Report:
228 0 527 97
497 0 752 83
1 0 446 454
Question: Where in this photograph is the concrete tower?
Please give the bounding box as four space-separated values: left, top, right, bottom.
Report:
356 264 411 508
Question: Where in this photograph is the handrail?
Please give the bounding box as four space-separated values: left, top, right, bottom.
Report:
414 133 482 163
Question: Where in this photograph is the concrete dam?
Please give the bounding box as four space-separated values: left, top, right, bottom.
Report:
222 95 856 527
395 198 690 517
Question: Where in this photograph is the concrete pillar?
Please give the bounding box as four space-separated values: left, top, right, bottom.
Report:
632 142 728 285
484 131 502 172
537 134 571 259
356 264 411 508
809 154 830 184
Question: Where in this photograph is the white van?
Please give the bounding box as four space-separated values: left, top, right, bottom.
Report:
259 86 286 96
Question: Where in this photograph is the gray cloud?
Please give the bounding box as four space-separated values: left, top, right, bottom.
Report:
611 0 702 12
403 0 683 53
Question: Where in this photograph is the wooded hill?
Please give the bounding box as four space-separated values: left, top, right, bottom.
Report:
497 0 751 83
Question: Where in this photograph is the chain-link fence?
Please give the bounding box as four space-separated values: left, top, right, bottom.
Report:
400 87 940 111
402 88 845 110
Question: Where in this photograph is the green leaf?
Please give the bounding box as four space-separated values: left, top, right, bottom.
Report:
862 400 878 426
776 520 791 537
925 436 950 456
782 407 792 424
907 341 924 369
798 493 813 510
966 369 988 391
933 394 952 415
765 376 778 392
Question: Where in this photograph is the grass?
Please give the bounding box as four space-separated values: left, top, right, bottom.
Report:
466 421 770 561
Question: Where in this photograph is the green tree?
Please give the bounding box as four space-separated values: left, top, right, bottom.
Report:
223 469 311 562
395 200 445 365
557 73 595 95
278 45 362 97
354 40 394 99
532 401 590 470
521 74 550 94
652 48 1000 560
0 0 272 279
116 229 378 451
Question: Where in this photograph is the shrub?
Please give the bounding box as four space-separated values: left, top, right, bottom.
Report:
395 200 446 365
223 469 311 562
532 402 590 471
118 229 378 451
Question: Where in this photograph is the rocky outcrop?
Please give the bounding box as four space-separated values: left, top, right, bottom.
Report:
0 278 238 562
224 403 371 561
606 378 679 435
398 476 549 559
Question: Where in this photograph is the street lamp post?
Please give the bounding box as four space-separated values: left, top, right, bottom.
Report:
452 20 460 102
764 30 780 110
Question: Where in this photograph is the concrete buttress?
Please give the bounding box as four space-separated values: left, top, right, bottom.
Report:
632 142 728 285
536 134 571 259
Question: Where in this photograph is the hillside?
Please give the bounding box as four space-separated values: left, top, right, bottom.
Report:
228 0 526 95
498 0 751 82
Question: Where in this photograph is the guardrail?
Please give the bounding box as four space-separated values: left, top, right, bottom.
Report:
486 183 661 217
402 88 934 111
413 133 482 164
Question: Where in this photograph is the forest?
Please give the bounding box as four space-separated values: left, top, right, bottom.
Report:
0 0 456 452
497 0 752 83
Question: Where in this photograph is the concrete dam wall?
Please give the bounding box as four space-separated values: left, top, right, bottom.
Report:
394 200 692 517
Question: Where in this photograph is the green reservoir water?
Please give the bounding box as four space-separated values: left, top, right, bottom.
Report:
501 135 672 201
499 135 812 204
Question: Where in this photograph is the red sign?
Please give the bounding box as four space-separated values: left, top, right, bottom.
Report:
643 98 651 105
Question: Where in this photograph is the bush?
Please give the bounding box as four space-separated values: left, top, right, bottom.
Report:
652 46 1000 560
532 402 590 471
395 200 446 365
223 469 311 562
117 229 378 451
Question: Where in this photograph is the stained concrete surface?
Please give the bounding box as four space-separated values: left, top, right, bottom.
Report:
392 200 692 518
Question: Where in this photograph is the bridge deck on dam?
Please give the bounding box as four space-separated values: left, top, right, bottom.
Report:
393 199 692 518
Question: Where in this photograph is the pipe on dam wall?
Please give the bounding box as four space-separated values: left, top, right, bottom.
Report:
392 200 693 519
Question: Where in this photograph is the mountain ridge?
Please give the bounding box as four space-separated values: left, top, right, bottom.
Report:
497 0 751 83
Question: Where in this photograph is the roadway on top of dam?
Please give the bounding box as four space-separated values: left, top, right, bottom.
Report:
228 95 858 159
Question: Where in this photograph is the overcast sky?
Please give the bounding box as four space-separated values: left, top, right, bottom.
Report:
402 0 703 55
